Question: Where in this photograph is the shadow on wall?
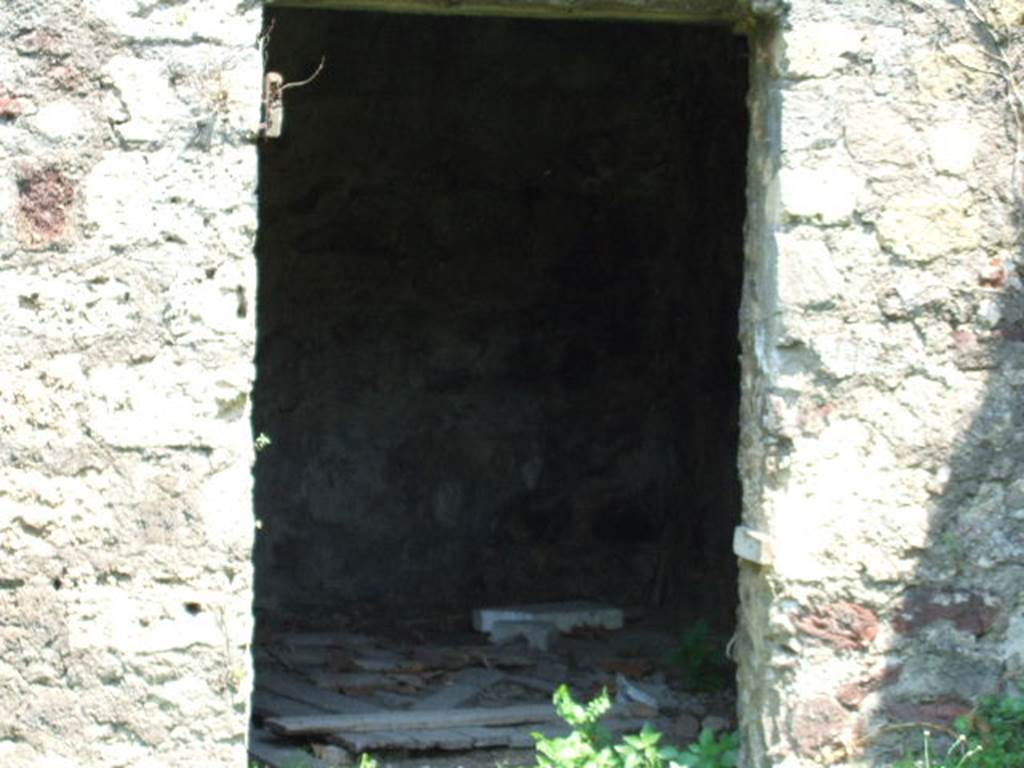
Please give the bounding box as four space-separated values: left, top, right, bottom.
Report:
867 6 1024 761
778 212 1024 764
833 184 1024 764
767 9 1024 762
869 248 1024 751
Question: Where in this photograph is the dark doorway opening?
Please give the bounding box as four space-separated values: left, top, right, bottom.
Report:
251 8 748 762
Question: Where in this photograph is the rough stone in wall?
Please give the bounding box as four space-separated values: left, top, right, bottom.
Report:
735 0 1024 766
0 0 260 765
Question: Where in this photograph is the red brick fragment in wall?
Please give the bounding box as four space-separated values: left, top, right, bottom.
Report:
0 90 21 119
885 696 972 725
17 167 75 244
797 398 834 435
794 601 880 650
837 663 903 709
50 64 85 92
978 258 1007 288
792 696 865 761
892 588 997 637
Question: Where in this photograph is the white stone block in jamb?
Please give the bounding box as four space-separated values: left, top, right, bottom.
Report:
774 231 843 309
473 601 624 634
733 526 774 566
777 164 862 225
778 88 844 152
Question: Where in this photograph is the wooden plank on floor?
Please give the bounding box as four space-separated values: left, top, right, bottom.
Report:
412 668 506 710
255 644 333 668
267 702 647 736
310 670 428 695
331 730 424 753
267 703 557 736
252 689 331 719
327 719 651 753
248 726 334 768
502 672 559 695
270 630 374 647
331 727 490 752
456 726 534 748
257 643 404 671
532 718 650 739
257 670 382 715
365 690 421 710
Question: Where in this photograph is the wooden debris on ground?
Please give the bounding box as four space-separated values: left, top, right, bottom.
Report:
312 670 434 695
257 670 382 715
249 725 334 768
411 667 507 710
328 719 649 753
248 612 735 768
266 702 574 736
596 656 655 679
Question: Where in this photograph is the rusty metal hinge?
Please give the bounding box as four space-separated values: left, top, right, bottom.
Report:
259 57 324 140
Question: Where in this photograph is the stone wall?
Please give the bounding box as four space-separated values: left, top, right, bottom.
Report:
736 1 1024 765
0 1 260 765
2 0 1022 764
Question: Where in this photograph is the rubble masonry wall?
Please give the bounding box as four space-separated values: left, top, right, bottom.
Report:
1 0 1022 765
737 0 1024 765
0 0 261 765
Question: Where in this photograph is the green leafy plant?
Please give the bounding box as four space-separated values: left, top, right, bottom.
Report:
666 620 733 692
891 693 1024 768
532 685 615 768
254 431 273 452
672 728 739 768
527 684 737 768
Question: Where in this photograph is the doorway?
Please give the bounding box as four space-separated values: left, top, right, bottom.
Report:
251 9 748 763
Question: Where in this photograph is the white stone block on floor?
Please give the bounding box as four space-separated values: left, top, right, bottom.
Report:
473 601 624 634
488 620 558 651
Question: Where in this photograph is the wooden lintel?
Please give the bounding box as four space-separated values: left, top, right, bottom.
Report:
263 0 744 24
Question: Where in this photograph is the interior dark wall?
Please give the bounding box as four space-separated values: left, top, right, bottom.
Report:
253 9 748 626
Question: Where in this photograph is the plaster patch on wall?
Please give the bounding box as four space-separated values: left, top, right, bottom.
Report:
29 100 86 141
82 152 156 239
781 22 865 79
103 55 185 145
875 192 983 262
67 587 224 654
200 462 256 549
927 119 980 175
84 0 256 44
